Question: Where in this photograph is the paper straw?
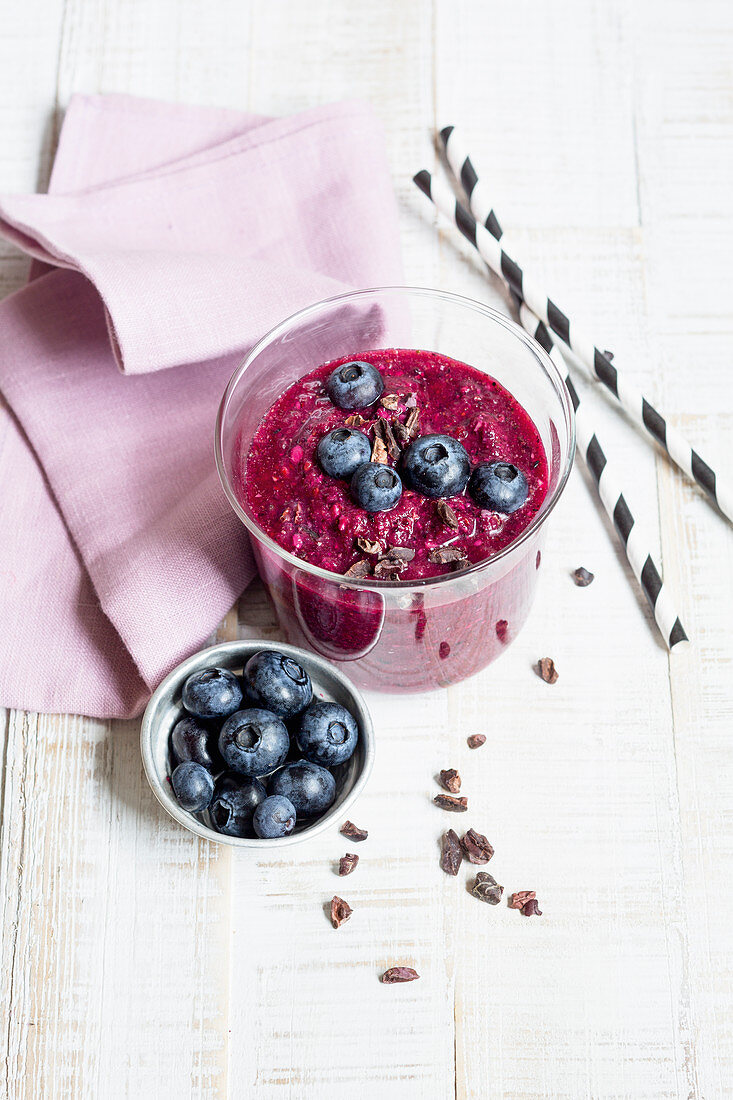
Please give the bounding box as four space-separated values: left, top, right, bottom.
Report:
415 156 732 526
518 302 688 649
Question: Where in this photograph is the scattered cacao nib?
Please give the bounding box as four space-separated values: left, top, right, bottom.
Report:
472 872 503 905
522 898 543 916
572 566 595 587
381 419 402 459
461 829 494 865
330 895 353 928
537 657 559 684
439 641 451 659
293 501 304 523
386 546 416 562
404 407 420 437
603 349 614 361
371 433 388 464
345 559 372 579
440 829 462 875
338 853 359 876
428 547 468 566
436 500 459 530
379 393 401 411
340 820 368 842
356 537 383 556
279 507 292 523
467 734 486 749
345 413 367 428
433 794 468 812
374 556 409 579
495 619 508 644
382 966 420 984
404 393 418 409
438 768 461 794
509 890 536 910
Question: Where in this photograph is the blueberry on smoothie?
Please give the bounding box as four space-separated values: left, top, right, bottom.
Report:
243 650 313 719
350 462 403 513
182 667 243 720
253 795 297 839
326 360 384 410
171 761 215 813
219 708 290 777
268 760 337 817
317 428 372 479
209 774 267 838
170 715 218 772
469 461 528 514
296 701 359 767
402 434 471 499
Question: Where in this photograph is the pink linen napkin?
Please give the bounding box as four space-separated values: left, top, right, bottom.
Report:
0 94 402 718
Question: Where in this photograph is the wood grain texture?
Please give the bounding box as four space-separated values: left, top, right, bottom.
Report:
1 1 732 1097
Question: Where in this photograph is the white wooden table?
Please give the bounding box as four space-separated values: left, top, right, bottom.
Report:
1 2 732 1097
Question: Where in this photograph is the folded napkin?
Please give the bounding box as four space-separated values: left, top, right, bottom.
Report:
0 94 402 718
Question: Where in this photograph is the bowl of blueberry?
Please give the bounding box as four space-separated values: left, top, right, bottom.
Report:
141 640 374 846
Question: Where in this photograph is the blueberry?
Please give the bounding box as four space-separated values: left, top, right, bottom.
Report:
243 650 313 719
317 428 372 479
350 462 402 513
209 773 267 838
218 708 290 777
170 716 219 771
268 760 337 818
402 434 471 499
468 461 529 514
326 360 384 410
171 761 215 813
253 795 297 839
182 666 242 719
296 701 359 767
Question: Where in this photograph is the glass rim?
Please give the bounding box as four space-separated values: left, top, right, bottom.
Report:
215 284 576 591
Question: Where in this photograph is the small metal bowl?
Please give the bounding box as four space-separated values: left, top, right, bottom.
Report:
140 639 375 847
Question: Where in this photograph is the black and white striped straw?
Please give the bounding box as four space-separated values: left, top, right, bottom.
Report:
417 143 731 526
414 155 688 648
517 302 688 649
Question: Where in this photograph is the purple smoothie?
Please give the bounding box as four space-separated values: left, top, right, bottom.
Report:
231 349 550 693
242 348 548 578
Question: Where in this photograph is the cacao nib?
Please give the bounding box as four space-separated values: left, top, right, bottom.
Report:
338 853 359 876
467 734 486 749
440 829 462 875
345 559 372 578
573 566 595 587
472 872 503 905
330 895 353 928
340 821 368 842
382 966 420 984
438 769 461 794
356 537 383 556
436 500 459 530
537 657 559 684
371 433 388 464
522 898 542 916
509 890 536 910
461 829 494 864
428 547 468 566
392 421 411 446
433 794 468 812
382 419 402 459
404 407 420 437
374 557 409 579
385 545 416 561
379 393 401 411
345 413 367 428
